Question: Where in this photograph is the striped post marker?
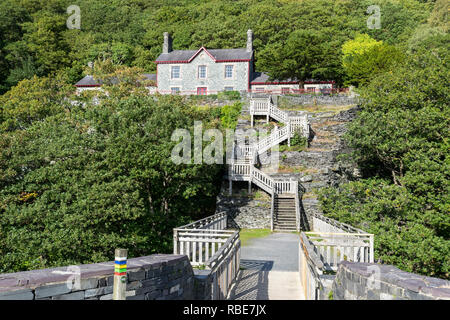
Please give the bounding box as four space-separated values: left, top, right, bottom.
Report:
113 248 127 300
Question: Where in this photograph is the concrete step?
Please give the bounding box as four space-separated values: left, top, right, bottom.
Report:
275 210 296 214
275 219 296 223
273 227 297 232
273 223 297 227
275 217 296 221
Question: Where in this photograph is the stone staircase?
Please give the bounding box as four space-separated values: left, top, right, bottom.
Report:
273 195 297 232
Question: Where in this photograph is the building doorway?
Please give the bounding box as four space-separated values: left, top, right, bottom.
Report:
197 87 207 95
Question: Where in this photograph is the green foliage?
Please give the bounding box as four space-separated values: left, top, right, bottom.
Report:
0 74 73 132
239 229 271 247
328 290 333 300
217 90 241 101
318 179 449 278
342 34 405 86
220 102 242 129
0 76 224 272
290 130 308 148
319 41 449 278
0 0 433 92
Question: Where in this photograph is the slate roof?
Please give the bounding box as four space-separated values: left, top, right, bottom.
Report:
75 75 102 86
75 74 157 87
251 72 298 84
304 79 335 84
156 48 253 63
143 73 157 81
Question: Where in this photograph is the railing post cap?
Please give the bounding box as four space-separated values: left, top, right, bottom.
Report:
115 248 128 258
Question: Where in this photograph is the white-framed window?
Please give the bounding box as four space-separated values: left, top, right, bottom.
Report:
171 87 180 94
198 65 207 79
171 66 181 79
225 65 234 79
224 87 234 91
255 87 265 92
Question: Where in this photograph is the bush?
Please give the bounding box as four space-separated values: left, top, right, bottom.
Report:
218 90 241 101
290 130 307 147
220 102 242 129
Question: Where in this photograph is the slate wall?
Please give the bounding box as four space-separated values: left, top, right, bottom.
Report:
277 94 358 106
0 254 209 300
330 261 450 300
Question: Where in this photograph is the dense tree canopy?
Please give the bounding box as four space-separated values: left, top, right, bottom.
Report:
0 66 231 272
319 34 449 278
0 0 433 93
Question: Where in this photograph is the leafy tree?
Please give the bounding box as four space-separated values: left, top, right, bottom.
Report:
319 47 449 279
0 74 73 132
0 88 224 272
342 34 404 86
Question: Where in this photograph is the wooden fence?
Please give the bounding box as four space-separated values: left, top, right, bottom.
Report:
208 230 241 300
173 212 240 300
311 213 366 234
305 232 374 271
299 214 374 299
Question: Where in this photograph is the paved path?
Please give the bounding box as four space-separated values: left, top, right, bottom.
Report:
228 232 305 300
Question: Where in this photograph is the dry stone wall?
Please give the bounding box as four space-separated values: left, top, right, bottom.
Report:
330 261 450 300
0 254 211 300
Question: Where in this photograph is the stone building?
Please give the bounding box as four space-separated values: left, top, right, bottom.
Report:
75 30 338 95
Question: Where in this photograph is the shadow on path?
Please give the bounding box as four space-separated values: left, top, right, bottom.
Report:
228 259 273 300
227 232 304 300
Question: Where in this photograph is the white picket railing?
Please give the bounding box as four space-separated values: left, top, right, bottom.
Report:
311 212 367 234
299 214 375 300
208 230 241 300
228 96 307 232
173 212 241 300
249 96 310 139
305 232 374 271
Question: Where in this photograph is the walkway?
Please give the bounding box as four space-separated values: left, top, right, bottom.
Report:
228 232 305 300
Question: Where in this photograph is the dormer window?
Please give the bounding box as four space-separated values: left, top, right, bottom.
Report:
171 66 181 79
198 65 207 79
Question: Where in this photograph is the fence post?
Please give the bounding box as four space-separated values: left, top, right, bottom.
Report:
287 120 291 147
113 248 128 300
173 229 178 254
369 234 374 263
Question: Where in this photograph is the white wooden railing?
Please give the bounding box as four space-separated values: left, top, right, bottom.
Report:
299 232 324 300
208 230 241 300
311 212 367 234
249 96 310 139
299 214 375 300
305 232 374 271
173 212 240 300
228 95 308 231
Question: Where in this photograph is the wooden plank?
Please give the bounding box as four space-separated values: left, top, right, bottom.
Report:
193 241 197 264
178 237 228 243
199 241 203 264
186 241 191 261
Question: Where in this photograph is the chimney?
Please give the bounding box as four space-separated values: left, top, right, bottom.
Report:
163 32 172 54
246 29 253 53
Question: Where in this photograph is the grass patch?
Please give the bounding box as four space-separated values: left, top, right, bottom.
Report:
279 144 307 152
278 165 310 173
239 228 272 246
